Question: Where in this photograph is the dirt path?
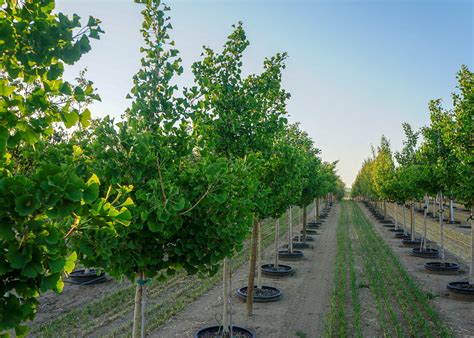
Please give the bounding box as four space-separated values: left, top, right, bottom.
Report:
152 204 340 337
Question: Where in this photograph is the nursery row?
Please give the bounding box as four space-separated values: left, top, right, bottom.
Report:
0 1 345 336
351 66 473 300
325 201 454 337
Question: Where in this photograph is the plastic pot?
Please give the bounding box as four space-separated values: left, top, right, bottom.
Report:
68 269 106 285
411 248 439 258
446 282 474 300
236 285 282 302
424 262 460 273
261 264 295 277
195 326 255 338
278 250 304 260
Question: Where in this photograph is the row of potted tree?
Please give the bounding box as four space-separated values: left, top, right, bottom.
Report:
0 1 344 337
351 65 473 299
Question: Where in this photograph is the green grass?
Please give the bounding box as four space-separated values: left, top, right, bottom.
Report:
324 201 452 338
324 201 362 338
30 206 306 337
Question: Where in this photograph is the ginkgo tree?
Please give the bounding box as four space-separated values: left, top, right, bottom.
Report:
191 21 290 321
0 1 131 335
68 2 259 337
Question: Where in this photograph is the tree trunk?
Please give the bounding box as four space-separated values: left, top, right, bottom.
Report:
470 205 473 285
394 202 398 230
222 257 230 335
439 192 445 263
313 199 317 221
403 204 407 235
432 195 436 216
316 198 320 219
422 195 428 251
274 219 280 269
132 272 143 338
383 200 387 220
410 203 415 241
449 198 455 223
140 272 146 338
256 221 262 290
302 205 307 244
246 218 259 317
288 207 293 253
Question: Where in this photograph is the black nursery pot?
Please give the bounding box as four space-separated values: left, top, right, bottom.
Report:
446 282 474 300
302 229 318 235
293 235 314 242
286 242 311 249
382 223 396 228
278 250 304 260
388 228 404 233
195 326 255 338
236 285 282 302
68 269 106 285
395 233 411 239
424 262 460 273
261 264 295 277
402 239 422 247
411 248 439 258
448 220 461 224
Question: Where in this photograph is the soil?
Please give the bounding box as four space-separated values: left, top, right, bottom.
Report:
361 203 474 337
152 205 340 337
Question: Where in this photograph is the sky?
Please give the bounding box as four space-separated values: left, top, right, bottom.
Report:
55 0 473 186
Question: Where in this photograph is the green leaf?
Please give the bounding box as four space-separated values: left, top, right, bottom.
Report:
173 197 185 211
64 252 77 274
83 183 99 204
0 222 15 240
62 111 79 128
48 257 65 274
80 108 91 128
46 63 64 80
120 197 134 208
116 208 132 225
0 79 15 96
0 127 8 154
65 184 82 202
21 262 42 278
15 194 38 216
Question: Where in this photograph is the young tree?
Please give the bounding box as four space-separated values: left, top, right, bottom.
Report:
71 3 257 336
447 66 474 286
0 1 130 335
372 136 395 220
192 22 290 319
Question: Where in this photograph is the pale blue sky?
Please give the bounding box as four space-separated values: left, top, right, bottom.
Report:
56 0 473 186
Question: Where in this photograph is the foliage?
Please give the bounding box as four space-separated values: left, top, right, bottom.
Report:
0 1 130 334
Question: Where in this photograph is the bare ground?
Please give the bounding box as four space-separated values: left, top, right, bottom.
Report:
152 204 340 338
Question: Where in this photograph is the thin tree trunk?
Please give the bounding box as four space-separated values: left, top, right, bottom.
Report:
314 199 317 221
449 198 455 223
316 198 320 219
288 207 293 253
256 221 262 290
140 271 146 338
132 272 142 338
274 219 280 269
422 195 428 251
302 205 307 244
246 218 259 316
383 200 387 220
439 192 445 263
470 205 473 285
410 203 415 241
403 204 407 235
432 195 436 216
222 257 230 335
394 202 398 230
